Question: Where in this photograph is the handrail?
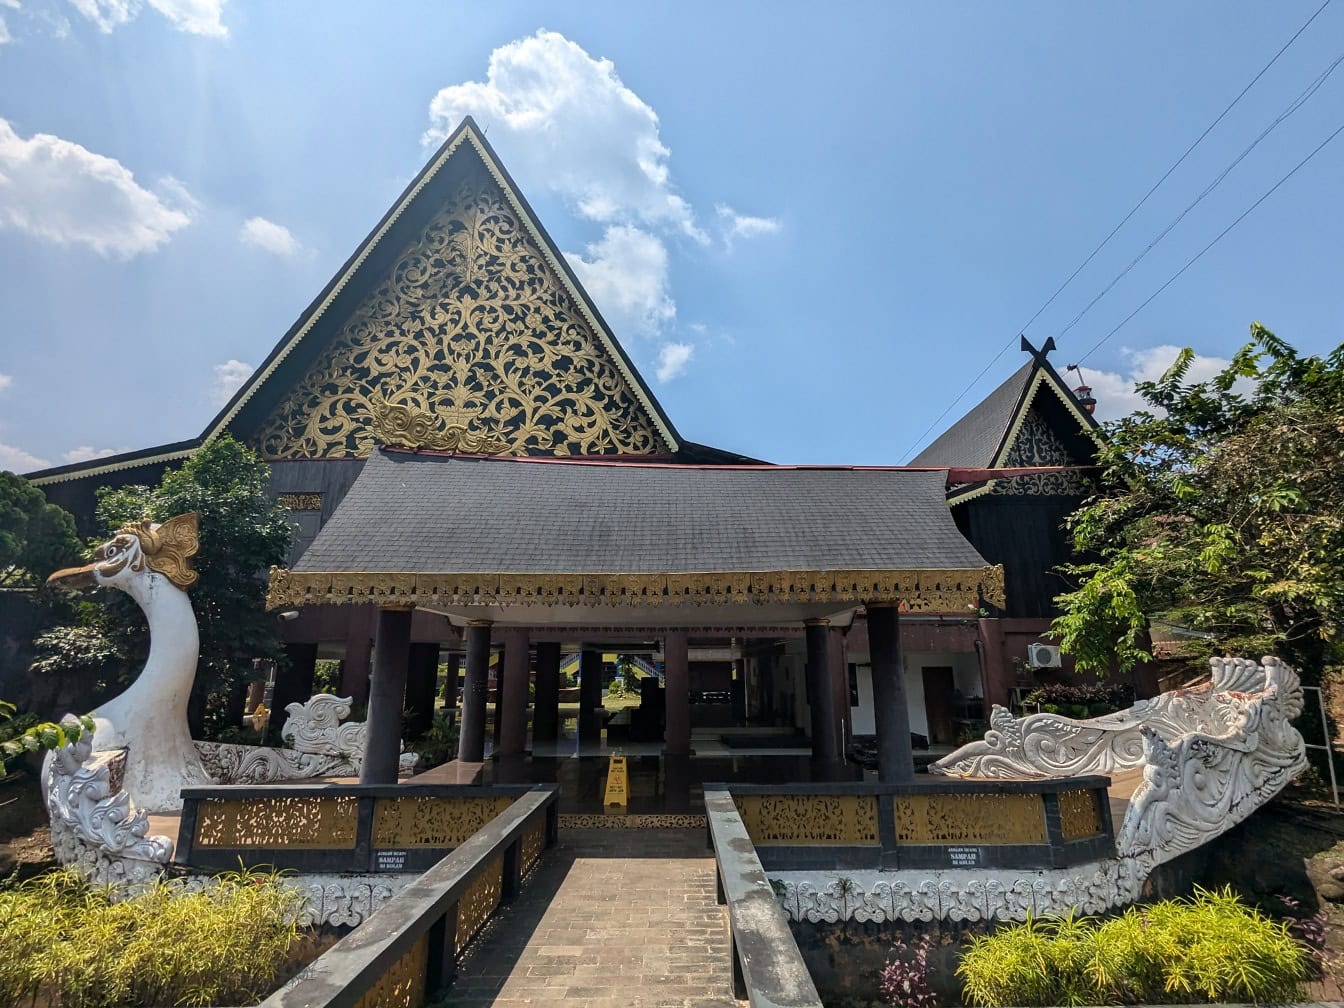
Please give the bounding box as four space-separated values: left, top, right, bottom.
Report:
704 789 823 1008
257 785 557 1008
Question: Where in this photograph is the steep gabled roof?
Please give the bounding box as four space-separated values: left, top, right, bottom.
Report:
909 341 1102 485
31 117 756 486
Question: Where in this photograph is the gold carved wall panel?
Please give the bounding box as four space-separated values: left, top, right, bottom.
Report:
1057 789 1103 840
733 794 879 846
254 164 668 459
455 855 504 954
353 934 427 1008
521 819 546 874
894 793 1046 845
194 796 359 849
372 796 516 848
992 411 1092 497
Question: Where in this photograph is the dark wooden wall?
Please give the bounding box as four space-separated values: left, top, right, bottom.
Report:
956 496 1083 619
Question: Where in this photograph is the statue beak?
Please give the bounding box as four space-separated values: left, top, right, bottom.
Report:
47 563 98 591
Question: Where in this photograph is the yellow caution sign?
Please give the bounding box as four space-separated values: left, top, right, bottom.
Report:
604 753 628 814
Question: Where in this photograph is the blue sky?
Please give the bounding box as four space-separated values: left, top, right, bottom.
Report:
1 2 1341 472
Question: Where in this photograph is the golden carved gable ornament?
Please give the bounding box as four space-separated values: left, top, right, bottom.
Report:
253 158 669 460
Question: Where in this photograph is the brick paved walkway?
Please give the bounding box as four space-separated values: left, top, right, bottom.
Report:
441 828 741 1007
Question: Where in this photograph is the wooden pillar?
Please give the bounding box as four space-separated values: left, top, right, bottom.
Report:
361 607 413 784
492 643 505 748
441 653 460 719
664 630 690 756
273 642 317 722
977 617 1012 710
499 630 530 756
578 649 603 744
457 620 493 763
829 627 850 757
869 603 914 782
403 641 440 741
805 619 839 762
339 605 376 707
532 642 561 742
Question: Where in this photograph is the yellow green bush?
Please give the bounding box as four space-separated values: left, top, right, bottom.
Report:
0 866 303 1007
959 887 1309 1006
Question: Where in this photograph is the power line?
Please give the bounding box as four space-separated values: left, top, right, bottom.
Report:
1078 119 1344 364
1057 45 1344 341
899 0 1331 460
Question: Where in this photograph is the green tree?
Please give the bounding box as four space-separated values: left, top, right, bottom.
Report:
1051 324 1344 686
0 472 82 587
33 436 293 737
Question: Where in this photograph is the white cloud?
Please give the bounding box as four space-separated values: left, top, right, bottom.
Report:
68 0 225 36
0 1 22 10
211 358 253 406
62 445 121 463
566 225 675 340
0 373 11 392
0 118 194 257
1077 345 1247 421
655 342 694 382
0 442 49 473
239 216 302 256
716 204 781 247
0 15 11 43
426 30 706 243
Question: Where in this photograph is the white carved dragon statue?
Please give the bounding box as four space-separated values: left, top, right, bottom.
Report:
46 513 210 812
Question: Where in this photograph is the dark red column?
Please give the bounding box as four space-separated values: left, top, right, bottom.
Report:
870 603 914 782
457 620 493 763
578 649 603 744
361 606 413 784
805 619 839 762
499 629 530 756
339 605 376 706
663 630 690 755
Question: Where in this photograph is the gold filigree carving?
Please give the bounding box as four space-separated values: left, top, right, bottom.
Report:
369 392 510 454
353 934 427 1008
521 820 546 874
1057 789 1103 840
194 796 359 849
265 565 1007 612
455 855 504 954
893 793 1047 845
991 411 1093 497
115 512 200 589
253 164 668 459
733 795 880 846
372 796 515 848
277 493 323 511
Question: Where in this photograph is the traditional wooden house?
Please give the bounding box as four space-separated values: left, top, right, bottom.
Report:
27 116 1105 768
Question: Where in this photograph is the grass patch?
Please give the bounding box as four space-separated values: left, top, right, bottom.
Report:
0 867 303 1007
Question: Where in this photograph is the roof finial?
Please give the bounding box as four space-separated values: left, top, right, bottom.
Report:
1019 335 1057 361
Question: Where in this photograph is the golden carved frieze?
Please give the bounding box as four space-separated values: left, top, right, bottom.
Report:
253 166 668 459
893 793 1047 845
194 795 359 850
455 855 504 954
733 794 879 846
372 795 515 848
353 934 427 1008
266 565 1007 612
369 392 510 455
276 493 323 511
1057 789 1103 840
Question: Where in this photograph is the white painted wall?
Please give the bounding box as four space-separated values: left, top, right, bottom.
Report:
845 649 982 744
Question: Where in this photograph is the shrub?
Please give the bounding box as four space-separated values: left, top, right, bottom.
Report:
880 934 939 1008
1021 682 1135 715
959 887 1309 1007
411 710 461 770
0 867 303 1007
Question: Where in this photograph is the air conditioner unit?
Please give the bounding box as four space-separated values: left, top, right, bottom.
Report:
1027 643 1062 669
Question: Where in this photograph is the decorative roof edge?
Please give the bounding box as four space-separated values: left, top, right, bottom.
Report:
267 566 1006 614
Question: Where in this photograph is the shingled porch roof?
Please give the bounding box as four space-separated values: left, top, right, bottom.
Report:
266 449 1003 625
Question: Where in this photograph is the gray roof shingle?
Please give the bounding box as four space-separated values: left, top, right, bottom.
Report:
908 362 1034 468
293 450 990 574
